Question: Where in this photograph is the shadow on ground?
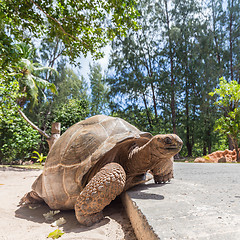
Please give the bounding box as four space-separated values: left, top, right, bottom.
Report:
127 182 166 200
15 197 136 239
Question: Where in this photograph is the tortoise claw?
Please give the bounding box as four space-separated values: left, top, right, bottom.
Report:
154 171 173 184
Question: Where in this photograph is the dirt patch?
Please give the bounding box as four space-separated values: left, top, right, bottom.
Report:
0 168 136 240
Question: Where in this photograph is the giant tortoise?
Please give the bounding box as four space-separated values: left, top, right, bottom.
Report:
20 115 183 226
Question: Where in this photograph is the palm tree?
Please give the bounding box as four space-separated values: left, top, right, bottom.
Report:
13 43 60 150
15 43 57 108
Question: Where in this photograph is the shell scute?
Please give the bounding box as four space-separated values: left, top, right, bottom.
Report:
43 166 68 209
61 124 108 165
63 166 82 196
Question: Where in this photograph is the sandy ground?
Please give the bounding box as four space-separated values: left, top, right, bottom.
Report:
0 167 137 240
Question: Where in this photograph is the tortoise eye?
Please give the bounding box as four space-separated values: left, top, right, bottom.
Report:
164 137 172 144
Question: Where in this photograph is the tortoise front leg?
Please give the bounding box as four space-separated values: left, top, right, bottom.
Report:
151 157 174 184
75 163 126 226
124 173 153 191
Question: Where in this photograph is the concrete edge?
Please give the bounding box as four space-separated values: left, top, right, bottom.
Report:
121 192 160 240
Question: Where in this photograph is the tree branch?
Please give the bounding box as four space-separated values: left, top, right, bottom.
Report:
18 108 50 139
29 0 89 48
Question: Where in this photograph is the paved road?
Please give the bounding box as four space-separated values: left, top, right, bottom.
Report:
124 162 240 240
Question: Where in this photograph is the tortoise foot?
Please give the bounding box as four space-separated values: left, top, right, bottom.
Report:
154 170 173 184
18 191 43 206
75 211 104 226
74 163 126 226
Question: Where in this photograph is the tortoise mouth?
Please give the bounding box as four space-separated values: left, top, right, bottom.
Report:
164 146 182 153
165 146 179 150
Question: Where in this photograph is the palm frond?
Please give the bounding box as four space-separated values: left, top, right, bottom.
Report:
33 65 59 76
19 59 34 73
38 87 48 102
16 42 35 59
34 76 58 95
23 74 38 105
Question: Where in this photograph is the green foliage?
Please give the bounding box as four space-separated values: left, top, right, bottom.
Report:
209 77 240 109
1 0 139 62
47 229 64 239
31 151 47 164
107 0 235 157
53 66 88 106
0 0 139 162
0 112 41 163
14 43 58 108
0 39 43 163
0 74 41 163
2 0 240 160
209 77 240 161
89 63 109 115
53 99 89 133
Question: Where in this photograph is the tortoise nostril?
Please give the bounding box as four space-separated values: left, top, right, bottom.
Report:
164 137 172 144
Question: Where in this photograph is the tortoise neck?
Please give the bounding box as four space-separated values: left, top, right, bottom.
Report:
125 141 153 175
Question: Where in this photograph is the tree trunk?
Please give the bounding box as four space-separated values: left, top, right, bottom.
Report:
211 0 221 67
47 122 61 149
228 135 234 150
18 109 60 150
229 0 234 81
186 99 192 156
150 82 158 122
142 93 153 130
143 54 158 122
208 142 212 154
203 142 207 156
164 0 177 134
232 138 240 162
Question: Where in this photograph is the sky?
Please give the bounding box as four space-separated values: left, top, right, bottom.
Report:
76 45 112 82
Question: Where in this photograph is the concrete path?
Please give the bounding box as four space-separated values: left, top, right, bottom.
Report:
122 162 240 240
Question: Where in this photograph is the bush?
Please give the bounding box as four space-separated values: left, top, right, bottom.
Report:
52 99 89 133
0 112 41 164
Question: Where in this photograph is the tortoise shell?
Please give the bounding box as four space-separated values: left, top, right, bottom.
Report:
33 115 152 209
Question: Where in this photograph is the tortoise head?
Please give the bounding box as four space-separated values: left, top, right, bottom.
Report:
126 134 183 174
149 134 183 158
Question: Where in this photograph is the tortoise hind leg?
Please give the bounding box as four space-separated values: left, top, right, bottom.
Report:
75 163 126 226
19 173 44 206
19 191 43 206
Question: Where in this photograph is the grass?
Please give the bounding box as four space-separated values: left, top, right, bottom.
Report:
175 157 195 163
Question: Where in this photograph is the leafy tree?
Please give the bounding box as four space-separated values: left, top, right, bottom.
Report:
89 63 109 115
0 26 42 163
1 0 139 62
0 79 41 163
226 0 240 81
107 0 165 130
209 77 240 162
0 113 41 163
54 65 88 106
52 99 89 133
8 42 61 152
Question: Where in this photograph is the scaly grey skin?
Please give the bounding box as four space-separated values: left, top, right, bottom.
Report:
19 115 183 227
73 134 182 226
